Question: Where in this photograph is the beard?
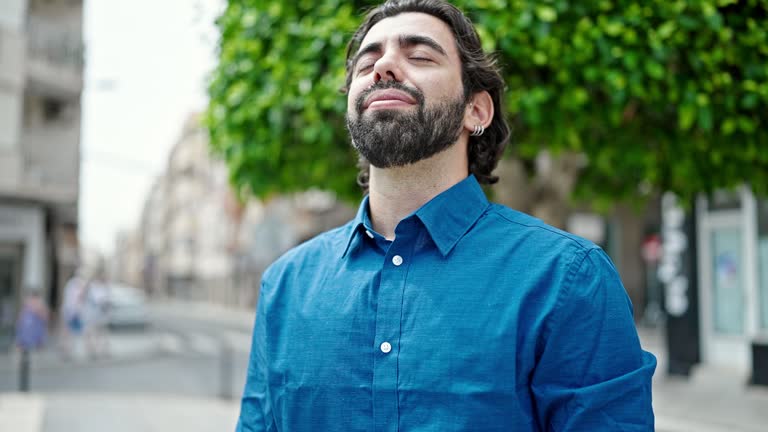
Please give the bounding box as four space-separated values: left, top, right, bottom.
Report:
346 81 467 168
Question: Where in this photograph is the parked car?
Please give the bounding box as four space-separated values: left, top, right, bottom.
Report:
106 284 149 329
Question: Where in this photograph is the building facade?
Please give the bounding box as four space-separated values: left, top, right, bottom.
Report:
662 188 768 378
126 114 252 304
117 114 356 308
695 190 768 372
110 229 144 290
0 0 82 348
162 114 241 302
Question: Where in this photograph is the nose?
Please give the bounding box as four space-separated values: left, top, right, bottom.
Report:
372 52 402 83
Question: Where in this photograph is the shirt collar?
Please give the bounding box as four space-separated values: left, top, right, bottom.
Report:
414 175 489 257
341 175 490 258
341 195 371 258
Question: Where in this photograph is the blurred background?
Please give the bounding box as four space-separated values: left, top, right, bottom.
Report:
1 0 767 431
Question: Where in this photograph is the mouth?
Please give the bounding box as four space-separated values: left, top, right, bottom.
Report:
363 89 418 110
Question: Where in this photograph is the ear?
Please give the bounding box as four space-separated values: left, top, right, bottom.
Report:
463 90 494 134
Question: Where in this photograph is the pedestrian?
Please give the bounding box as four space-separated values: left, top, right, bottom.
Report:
60 270 86 358
237 1 656 430
15 288 49 391
15 289 49 350
82 272 110 359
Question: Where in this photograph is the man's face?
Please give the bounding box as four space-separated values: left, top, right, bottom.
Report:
345 12 468 168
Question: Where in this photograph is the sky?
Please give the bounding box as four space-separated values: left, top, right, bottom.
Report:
80 0 224 255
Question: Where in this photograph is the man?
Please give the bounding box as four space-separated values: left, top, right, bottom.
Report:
237 1 656 431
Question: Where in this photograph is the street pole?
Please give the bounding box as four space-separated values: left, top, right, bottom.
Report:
19 348 30 392
219 339 233 400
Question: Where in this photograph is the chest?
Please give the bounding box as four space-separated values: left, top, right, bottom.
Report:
265 246 561 388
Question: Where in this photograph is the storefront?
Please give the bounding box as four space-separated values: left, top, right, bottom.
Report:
696 189 768 372
662 187 768 376
0 204 47 350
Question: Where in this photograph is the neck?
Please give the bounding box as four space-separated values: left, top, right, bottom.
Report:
367 141 468 240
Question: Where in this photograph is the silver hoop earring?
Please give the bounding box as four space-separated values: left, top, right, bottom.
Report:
470 124 485 137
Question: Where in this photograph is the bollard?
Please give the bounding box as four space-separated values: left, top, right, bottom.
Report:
19 348 30 392
752 338 768 386
219 340 234 400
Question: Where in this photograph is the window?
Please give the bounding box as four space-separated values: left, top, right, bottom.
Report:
711 228 745 334
707 189 741 211
43 98 63 122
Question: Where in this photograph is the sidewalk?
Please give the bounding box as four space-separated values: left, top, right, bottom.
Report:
0 392 238 432
639 326 768 432
0 393 44 432
41 392 238 432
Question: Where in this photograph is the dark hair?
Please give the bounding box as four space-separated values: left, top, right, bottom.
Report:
342 0 510 190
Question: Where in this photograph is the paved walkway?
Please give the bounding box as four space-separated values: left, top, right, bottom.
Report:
2 300 768 431
639 326 768 432
40 393 238 432
0 393 44 432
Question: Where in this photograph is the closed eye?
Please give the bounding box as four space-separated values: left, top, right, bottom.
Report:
357 63 374 74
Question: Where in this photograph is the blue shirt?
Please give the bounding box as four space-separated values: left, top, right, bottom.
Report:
238 175 656 431
16 303 48 350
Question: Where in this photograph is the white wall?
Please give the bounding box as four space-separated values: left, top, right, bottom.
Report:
0 0 29 31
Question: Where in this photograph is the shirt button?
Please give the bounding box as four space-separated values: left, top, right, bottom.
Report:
392 255 403 266
380 341 392 353
365 230 374 239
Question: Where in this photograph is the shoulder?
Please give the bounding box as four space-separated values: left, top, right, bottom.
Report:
480 206 631 328
484 206 629 312
489 204 618 276
261 219 355 286
479 204 619 294
481 203 599 261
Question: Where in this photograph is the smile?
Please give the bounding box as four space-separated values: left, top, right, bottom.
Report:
367 99 415 109
363 89 418 110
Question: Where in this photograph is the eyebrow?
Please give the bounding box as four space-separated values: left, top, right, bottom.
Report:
399 34 447 57
352 34 449 68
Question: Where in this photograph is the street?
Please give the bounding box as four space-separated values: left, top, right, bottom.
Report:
0 302 253 431
1 350 247 397
0 306 252 396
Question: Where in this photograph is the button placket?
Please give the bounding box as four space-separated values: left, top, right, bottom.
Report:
372 221 417 432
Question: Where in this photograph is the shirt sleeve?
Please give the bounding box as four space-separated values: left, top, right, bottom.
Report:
236 279 275 432
531 248 657 431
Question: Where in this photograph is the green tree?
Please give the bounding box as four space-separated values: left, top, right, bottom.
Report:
206 0 768 208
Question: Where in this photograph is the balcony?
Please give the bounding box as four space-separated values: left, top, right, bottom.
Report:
25 17 84 98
